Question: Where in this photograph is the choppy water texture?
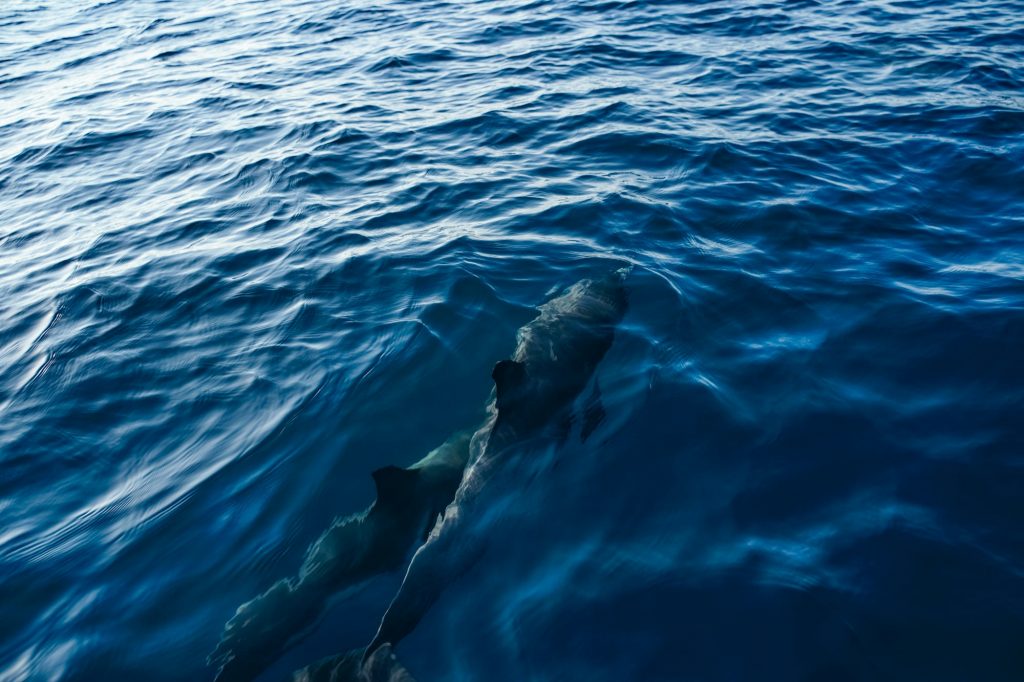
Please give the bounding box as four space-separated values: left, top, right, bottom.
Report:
2 0 1023 679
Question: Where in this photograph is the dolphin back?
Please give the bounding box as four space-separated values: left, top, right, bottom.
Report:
208 434 472 681
363 270 630 660
490 268 629 439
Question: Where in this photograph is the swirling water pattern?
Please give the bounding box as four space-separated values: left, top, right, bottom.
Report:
1 0 1023 679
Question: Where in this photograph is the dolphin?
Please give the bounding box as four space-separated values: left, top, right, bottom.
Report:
208 431 473 682
362 269 630 661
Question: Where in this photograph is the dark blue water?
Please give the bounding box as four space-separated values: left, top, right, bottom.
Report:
2 0 1024 679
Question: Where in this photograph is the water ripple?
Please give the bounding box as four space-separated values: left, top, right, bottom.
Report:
1 0 1023 679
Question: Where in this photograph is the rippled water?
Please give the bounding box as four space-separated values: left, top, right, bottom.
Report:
2 0 1023 679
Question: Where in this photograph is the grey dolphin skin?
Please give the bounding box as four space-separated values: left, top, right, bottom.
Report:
362 269 630 663
208 432 472 682
210 270 628 682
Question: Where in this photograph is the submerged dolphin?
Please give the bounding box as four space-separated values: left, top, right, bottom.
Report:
208 432 472 682
362 269 630 661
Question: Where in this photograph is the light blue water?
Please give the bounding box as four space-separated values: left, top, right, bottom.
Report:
1 0 1023 680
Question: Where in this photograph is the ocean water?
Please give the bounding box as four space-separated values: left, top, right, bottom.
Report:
2 0 1023 679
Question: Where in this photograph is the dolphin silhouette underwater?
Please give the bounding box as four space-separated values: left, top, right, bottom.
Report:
208 432 473 682
211 269 629 682
284 269 630 681
364 268 629 659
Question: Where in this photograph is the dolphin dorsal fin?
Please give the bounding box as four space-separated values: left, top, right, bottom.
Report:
371 466 418 505
492 359 527 411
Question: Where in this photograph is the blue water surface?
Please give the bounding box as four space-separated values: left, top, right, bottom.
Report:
2 0 1023 679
